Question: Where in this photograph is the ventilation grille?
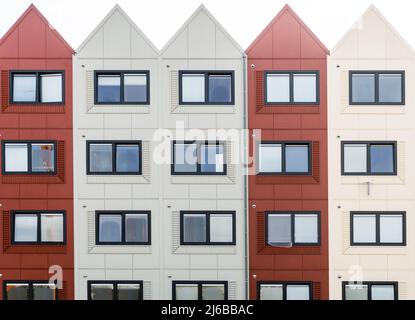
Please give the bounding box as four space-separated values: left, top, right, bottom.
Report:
143 281 152 300
87 211 95 252
86 70 94 111
172 211 180 252
170 70 179 111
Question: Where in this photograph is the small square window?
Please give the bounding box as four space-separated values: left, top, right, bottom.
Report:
293 74 317 103
31 143 55 173
89 143 113 173
208 74 232 103
267 214 292 246
40 214 64 242
181 74 205 103
370 144 394 173
183 214 206 243
286 284 311 300
40 73 63 103
5 283 30 300
4 143 28 172
294 214 318 243
173 143 197 173
258 144 282 173
14 214 38 242
90 283 114 300
116 144 140 173
209 214 233 243
175 284 198 300
125 214 149 243
173 282 227 300
345 284 368 300
97 75 121 103
33 284 56 300
200 144 224 173
266 74 290 103
352 214 376 244
379 74 402 103
258 282 312 300
123 74 147 103
285 144 309 173
371 285 396 300
202 284 225 300
98 215 122 243
117 283 141 300
343 144 367 173
13 74 37 102
351 73 375 103
259 284 283 300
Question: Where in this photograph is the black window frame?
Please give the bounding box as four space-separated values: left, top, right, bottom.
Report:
265 211 321 247
350 211 406 246
95 211 151 245
180 211 236 245
341 141 397 176
178 70 235 105
257 141 312 175
2 140 57 175
3 280 59 300
264 71 320 105
257 281 313 300
171 140 227 176
9 70 65 104
172 281 228 300
86 140 142 175
94 70 150 105
342 281 399 300
87 280 144 300
349 71 405 105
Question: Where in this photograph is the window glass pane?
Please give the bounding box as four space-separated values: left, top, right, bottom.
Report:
118 284 141 300
210 214 233 243
174 143 197 173
41 73 62 103
201 144 224 173
267 214 292 246
294 214 318 243
371 285 395 300
90 284 114 300
379 74 402 103
32 143 55 172
33 284 56 300
352 74 375 103
202 284 225 300
13 74 36 102
89 144 112 173
97 75 120 103
209 74 231 103
41 213 64 242
286 285 310 300
293 74 317 102
125 214 148 243
116 144 140 173
285 144 309 173
353 215 376 243
343 144 367 173
182 74 205 103
6 284 29 300
14 214 38 242
266 74 290 103
380 215 403 243
175 284 198 300
124 74 147 103
5 143 28 172
370 145 394 173
259 144 282 173
259 284 283 300
99 215 122 242
183 214 206 243
345 284 368 300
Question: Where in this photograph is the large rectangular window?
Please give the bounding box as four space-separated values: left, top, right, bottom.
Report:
350 71 404 105
343 282 398 300
87 141 142 175
172 141 226 175
351 212 405 246
180 211 235 245
96 211 150 245
4 281 58 300
88 281 143 300
11 71 64 104
258 282 312 300
173 281 227 300
95 71 149 104
179 71 234 105
342 141 396 175
265 71 319 104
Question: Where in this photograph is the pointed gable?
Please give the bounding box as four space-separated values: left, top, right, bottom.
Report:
246 4 328 59
76 5 158 59
161 4 243 59
332 5 414 59
0 4 73 58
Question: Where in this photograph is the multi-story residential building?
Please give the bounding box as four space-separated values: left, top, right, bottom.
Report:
328 5 415 300
246 5 329 300
0 5 74 299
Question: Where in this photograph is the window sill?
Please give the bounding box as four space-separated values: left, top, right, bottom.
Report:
89 245 152 254
171 175 234 185
87 105 150 114
173 246 237 255
3 245 67 254
86 175 150 184
171 105 236 114
344 246 407 256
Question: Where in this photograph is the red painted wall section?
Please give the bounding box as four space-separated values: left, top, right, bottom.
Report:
246 5 329 300
0 5 74 299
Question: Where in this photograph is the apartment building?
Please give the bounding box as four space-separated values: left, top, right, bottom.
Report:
246 5 329 300
0 5 74 299
328 5 415 300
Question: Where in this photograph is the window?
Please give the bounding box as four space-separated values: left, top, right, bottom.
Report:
11 211 65 244
4 281 58 300
265 71 319 104
343 282 398 300
350 71 404 105
351 212 405 246
342 142 396 175
258 282 312 300
3 141 56 174
172 141 226 175
180 211 235 245
88 281 143 300
266 212 319 246
258 142 311 175
11 71 64 104
179 71 234 105
87 141 142 175
95 71 149 104
173 281 227 300
96 211 150 245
